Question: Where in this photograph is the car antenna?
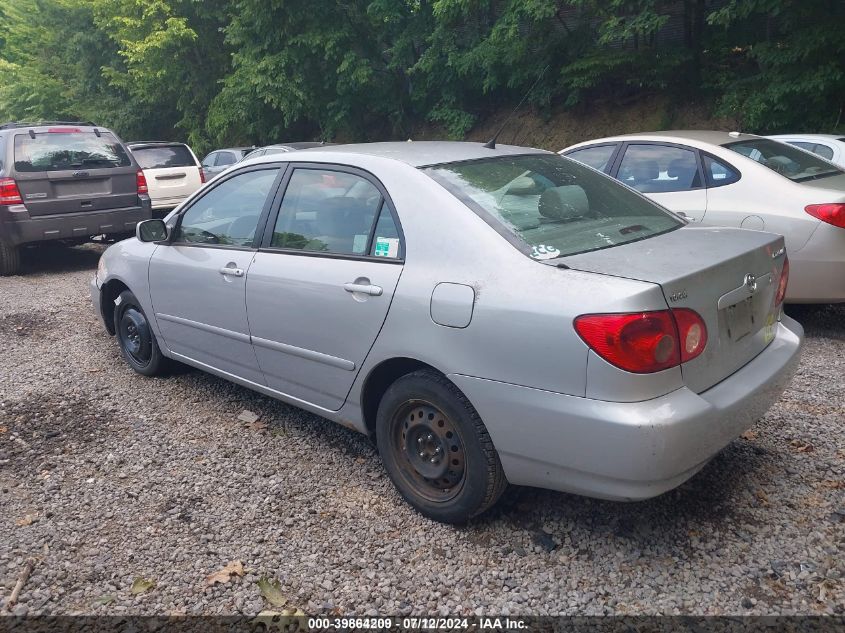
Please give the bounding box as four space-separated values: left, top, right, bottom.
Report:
484 64 549 150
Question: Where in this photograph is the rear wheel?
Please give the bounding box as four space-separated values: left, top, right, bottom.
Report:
376 370 507 523
0 239 20 276
113 290 169 376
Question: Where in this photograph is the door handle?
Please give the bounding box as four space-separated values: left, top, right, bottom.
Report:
219 266 244 277
344 282 382 296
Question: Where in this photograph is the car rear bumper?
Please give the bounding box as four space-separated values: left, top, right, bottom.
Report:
449 315 803 501
0 201 151 246
788 222 845 303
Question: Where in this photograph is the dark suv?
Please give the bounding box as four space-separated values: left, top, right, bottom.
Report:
0 121 151 275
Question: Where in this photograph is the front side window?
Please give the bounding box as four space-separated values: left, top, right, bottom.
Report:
175 168 280 247
616 144 701 193
725 138 842 182
132 144 197 169
201 153 216 168
14 131 131 172
215 152 236 167
426 154 683 260
565 144 617 172
270 168 395 257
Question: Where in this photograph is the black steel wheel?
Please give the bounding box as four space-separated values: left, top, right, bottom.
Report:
376 370 507 523
113 290 169 376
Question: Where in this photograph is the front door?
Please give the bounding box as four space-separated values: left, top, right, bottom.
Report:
246 165 404 410
149 166 282 384
614 143 708 223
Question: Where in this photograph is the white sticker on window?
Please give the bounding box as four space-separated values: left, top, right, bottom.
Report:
353 234 369 254
530 244 560 260
374 237 399 258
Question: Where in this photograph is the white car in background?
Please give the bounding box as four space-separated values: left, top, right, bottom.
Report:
561 131 845 303
767 134 845 169
128 142 205 215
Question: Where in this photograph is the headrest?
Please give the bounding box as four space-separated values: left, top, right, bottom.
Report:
630 160 659 181
667 158 696 179
315 197 368 235
538 185 589 221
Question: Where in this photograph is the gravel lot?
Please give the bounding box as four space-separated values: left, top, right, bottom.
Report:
1 244 843 617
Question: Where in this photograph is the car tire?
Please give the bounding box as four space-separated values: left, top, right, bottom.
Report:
113 290 170 376
376 369 507 523
0 239 20 276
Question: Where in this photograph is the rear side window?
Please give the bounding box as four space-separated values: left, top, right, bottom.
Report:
616 144 702 193
703 155 740 187
565 145 617 172
14 131 131 172
270 168 391 256
426 154 683 260
132 145 196 169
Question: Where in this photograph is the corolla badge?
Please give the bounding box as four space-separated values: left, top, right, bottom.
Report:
744 273 758 293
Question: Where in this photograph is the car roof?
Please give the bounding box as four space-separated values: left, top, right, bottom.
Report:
264 142 328 150
767 133 845 141
252 141 549 168
570 130 771 148
128 141 190 148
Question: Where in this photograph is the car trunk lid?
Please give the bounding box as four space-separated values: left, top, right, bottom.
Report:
130 144 202 206
559 226 786 393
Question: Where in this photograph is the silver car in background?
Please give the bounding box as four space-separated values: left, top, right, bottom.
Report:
91 142 802 523
561 131 845 303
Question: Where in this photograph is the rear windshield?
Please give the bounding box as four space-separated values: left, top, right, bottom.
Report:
14 131 131 172
425 154 683 260
724 138 842 182
131 144 197 169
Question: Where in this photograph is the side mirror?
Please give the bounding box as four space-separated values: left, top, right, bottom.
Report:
136 219 168 243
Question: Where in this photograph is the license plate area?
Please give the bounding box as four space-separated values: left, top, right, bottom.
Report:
725 297 754 341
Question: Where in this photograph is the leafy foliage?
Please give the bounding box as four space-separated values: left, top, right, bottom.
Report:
1 0 842 153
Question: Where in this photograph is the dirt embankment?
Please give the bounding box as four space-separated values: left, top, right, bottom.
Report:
408 95 740 151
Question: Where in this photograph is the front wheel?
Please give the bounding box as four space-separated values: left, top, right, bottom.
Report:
376 370 507 523
113 290 170 376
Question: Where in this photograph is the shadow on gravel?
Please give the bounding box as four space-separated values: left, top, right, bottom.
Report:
17 242 104 275
785 303 845 340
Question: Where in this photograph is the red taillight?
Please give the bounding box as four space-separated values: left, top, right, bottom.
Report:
136 170 148 194
199 167 206 184
805 203 845 229
574 309 707 374
775 256 789 305
0 177 23 205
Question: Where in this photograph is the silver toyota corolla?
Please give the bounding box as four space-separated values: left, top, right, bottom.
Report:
91 142 803 523
561 131 845 303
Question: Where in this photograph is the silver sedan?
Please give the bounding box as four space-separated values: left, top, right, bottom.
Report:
91 142 803 523
561 131 845 303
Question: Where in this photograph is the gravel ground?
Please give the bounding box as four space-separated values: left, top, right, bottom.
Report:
0 244 843 617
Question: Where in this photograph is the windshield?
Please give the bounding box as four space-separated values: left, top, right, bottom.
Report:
724 138 842 182
425 154 683 260
132 144 196 169
14 131 131 172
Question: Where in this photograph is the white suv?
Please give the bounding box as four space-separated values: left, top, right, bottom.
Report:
128 142 204 215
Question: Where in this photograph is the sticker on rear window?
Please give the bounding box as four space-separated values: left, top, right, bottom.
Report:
374 236 399 258
530 244 560 260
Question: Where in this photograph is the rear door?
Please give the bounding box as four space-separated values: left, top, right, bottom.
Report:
12 128 138 216
131 144 202 207
611 143 708 222
246 164 404 410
